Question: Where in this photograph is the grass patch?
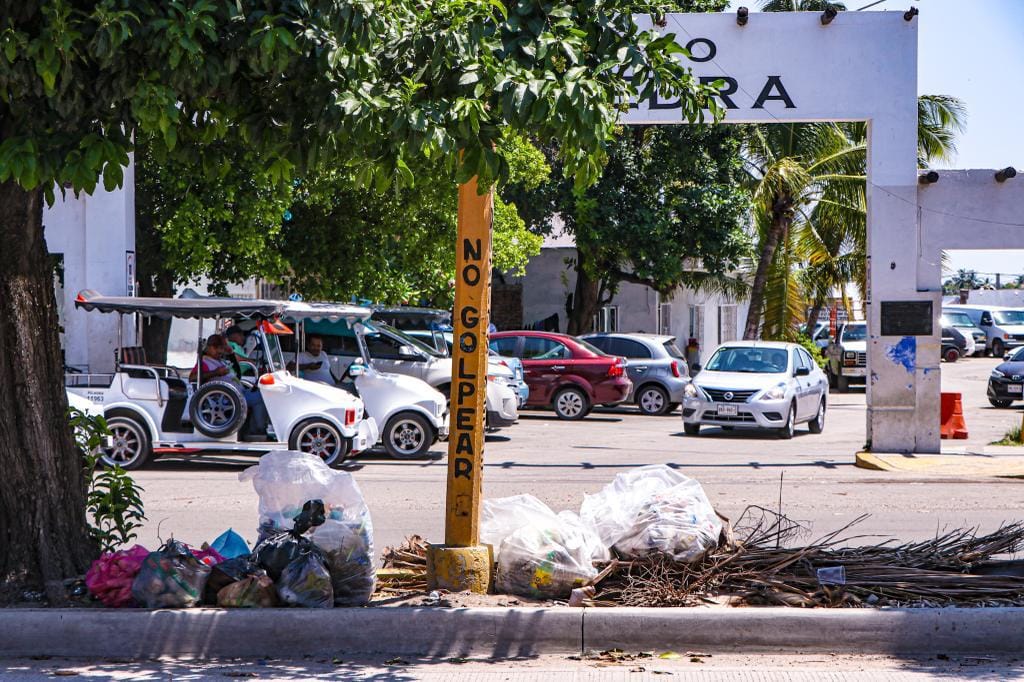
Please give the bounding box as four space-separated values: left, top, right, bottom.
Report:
992 423 1024 446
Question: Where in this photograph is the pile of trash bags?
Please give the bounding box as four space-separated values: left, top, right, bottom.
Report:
85 451 375 609
482 465 722 600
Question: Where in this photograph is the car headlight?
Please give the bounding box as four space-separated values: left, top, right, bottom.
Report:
683 383 699 398
763 383 787 400
991 369 1006 379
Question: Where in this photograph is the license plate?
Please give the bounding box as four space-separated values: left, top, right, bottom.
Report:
1009 384 1023 394
717 403 738 417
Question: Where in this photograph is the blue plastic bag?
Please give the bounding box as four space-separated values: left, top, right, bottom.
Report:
210 529 251 559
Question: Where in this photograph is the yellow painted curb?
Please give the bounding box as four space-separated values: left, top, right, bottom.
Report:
855 451 1024 477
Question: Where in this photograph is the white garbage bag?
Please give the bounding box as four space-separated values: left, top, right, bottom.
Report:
240 451 375 605
481 494 607 599
580 464 721 562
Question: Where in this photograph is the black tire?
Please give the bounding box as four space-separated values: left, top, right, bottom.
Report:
808 398 826 434
100 411 152 470
988 397 1014 409
289 418 349 468
944 347 960 363
553 386 590 420
992 339 1005 358
777 402 796 439
189 380 247 438
836 373 850 393
383 411 435 459
683 422 701 436
636 384 672 416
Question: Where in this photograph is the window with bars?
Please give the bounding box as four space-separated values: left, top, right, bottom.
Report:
592 305 620 333
658 303 672 336
718 304 738 344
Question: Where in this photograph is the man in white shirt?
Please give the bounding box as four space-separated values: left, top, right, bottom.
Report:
293 335 336 384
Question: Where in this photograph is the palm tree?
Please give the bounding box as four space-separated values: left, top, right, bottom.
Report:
759 0 846 10
918 95 967 166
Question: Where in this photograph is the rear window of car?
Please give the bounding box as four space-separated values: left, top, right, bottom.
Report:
573 338 607 357
522 337 571 360
663 340 685 359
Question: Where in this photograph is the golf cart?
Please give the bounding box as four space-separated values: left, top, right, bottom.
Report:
67 291 378 470
278 301 449 459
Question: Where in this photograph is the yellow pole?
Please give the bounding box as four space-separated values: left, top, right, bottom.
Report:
426 174 495 593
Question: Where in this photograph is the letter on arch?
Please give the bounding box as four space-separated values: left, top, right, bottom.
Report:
752 76 795 109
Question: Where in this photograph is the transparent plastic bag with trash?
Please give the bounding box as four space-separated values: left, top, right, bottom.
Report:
579 464 721 562
130 539 212 608
240 451 376 605
482 494 608 599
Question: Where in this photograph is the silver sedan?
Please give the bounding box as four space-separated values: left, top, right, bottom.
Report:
681 341 828 439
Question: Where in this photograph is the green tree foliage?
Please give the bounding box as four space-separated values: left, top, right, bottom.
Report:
0 0 716 593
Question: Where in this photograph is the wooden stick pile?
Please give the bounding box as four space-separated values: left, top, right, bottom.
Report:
594 507 1024 608
377 534 429 592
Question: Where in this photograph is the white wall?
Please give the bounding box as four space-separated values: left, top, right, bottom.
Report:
46 164 136 373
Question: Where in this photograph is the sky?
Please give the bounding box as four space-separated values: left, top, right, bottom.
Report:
726 0 1024 280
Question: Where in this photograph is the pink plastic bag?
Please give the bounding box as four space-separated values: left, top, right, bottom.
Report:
191 546 225 567
85 545 150 607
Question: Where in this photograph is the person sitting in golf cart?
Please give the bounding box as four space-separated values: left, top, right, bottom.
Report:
224 324 251 380
190 334 270 436
287 334 335 385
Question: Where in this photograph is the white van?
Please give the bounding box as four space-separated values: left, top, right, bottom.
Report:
943 305 1024 358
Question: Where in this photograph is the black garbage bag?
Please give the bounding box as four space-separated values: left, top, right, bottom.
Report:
277 548 334 608
253 499 326 581
204 555 263 603
131 539 211 608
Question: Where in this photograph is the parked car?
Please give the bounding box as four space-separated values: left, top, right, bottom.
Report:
67 292 379 470
824 322 867 392
488 331 631 420
580 333 689 416
944 304 1024 358
811 322 832 350
941 326 969 363
291 318 519 431
988 345 1024 408
941 309 987 356
682 341 828 439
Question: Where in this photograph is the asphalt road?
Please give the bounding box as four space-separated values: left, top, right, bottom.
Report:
133 356 1024 554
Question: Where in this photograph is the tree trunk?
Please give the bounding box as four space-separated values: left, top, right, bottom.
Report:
135 201 173 364
805 303 823 337
566 251 602 335
743 208 792 340
0 180 96 603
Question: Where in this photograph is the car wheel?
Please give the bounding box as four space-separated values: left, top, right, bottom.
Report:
553 386 589 420
383 412 434 459
944 347 960 363
289 419 349 468
100 413 152 470
683 423 700 436
777 402 796 440
988 397 1014 409
836 374 850 393
637 385 671 416
992 339 1005 358
189 380 247 438
808 399 826 434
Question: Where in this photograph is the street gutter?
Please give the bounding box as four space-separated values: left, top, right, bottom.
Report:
3 607 1024 659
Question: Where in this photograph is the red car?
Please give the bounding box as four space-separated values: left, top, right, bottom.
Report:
489 331 632 420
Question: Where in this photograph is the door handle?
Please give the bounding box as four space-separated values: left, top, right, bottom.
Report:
635 366 648 371
551 365 566 370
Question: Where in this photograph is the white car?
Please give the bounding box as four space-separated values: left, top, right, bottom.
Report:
682 341 828 439
67 292 378 470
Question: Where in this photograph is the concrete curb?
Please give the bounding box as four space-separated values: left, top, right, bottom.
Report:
3 607 1024 659
855 450 1024 477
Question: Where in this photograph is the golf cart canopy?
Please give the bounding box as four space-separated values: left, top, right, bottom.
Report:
370 305 452 330
282 301 373 324
74 290 285 319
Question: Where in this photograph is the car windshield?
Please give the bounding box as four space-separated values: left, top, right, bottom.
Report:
942 312 974 327
263 332 287 372
376 323 445 357
1010 346 1024 362
994 310 1024 325
705 347 790 374
842 325 867 341
663 340 686 360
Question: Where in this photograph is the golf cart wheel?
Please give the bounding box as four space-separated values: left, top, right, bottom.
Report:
988 397 1014 409
289 418 349 468
636 384 671 416
683 423 700 436
384 411 434 459
808 398 826 434
553 386 589 420
777 402 796 440
100 411 152 470
189 380 247 438
944 347 960 363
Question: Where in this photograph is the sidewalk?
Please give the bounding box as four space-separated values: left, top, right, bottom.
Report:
857 447 1024 477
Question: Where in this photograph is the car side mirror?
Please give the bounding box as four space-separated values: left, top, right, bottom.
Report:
348 362 366 377
795 367 811 376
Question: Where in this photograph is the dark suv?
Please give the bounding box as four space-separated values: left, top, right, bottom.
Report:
580 333 690 415
489 331 632 420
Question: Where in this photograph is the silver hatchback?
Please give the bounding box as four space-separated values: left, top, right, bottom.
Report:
581 333 690 415
681 341 828 439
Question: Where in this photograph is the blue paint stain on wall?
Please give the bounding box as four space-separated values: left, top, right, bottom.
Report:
885 336 916 374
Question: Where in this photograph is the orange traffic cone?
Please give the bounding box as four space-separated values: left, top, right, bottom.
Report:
940 392 968 440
